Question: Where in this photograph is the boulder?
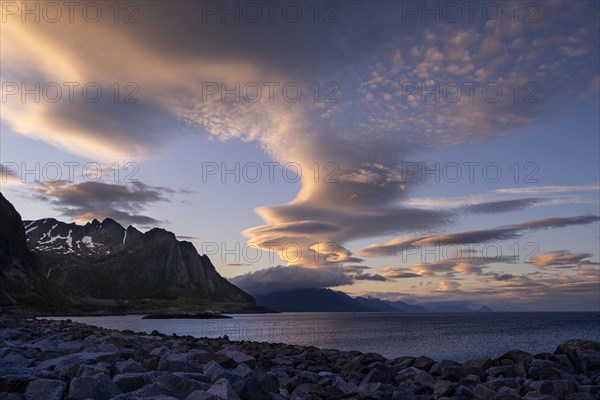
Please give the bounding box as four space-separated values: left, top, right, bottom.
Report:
208 379 242 400
0 375 36 393
412 356 435 371
113 373 146 393
217 350 256 368
433 380 455 397
25 379 66 400
134 374 207 398
68 373 122 400
115 359 146 374
555 340 600 376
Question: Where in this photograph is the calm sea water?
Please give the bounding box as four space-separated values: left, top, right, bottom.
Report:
46 312 600 362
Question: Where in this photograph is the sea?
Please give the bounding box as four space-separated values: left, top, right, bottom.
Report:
46 312 600 362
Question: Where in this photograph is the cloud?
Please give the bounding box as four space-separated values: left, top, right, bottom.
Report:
222 263 252 268
577 268 600 278
405 184 600 210
176 235 201 241
495 184 600 195
530 251 600 268
482 273 516 281
357 215 600 257
230 265 354 296
354 273 388 281
2 1 598 275
31 180 174 227
463 198 542 214
380 267 421 279
407 249 517 278
355 265 600 311
437 281 461 292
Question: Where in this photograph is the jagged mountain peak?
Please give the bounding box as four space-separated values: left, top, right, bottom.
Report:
22 214 254 304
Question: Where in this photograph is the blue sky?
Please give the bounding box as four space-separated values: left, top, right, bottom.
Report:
1 0 599 310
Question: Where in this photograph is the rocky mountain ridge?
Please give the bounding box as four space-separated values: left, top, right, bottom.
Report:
23 216 255 307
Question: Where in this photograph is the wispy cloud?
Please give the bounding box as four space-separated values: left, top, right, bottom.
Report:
404 183 600 210
530 251 600 268
357 215 600 257
31 180 174 227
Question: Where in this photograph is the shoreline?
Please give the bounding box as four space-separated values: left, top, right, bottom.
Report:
1 317 599 399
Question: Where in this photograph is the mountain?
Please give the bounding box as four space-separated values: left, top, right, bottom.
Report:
23 217 256 312
424 304 494 313
354 297 429 313
255 288 376 312
385 300 428 313
354 296 400 312
254 289 488 313
0 193 70 312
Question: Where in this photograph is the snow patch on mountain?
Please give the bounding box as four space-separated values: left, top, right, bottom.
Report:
82 236 95 248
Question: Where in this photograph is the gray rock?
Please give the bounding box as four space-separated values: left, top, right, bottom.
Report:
158 358 204 373
413 371 434 388
443 365 485 381
473 384 499 399
203 361 240 382
115 359 146 374
0 394 23 400
217 350 256 368
186 390 221 400
52 358 80 379
76 363 109 377
207 379 242 400
0 375 36 393
68 373 122 400
454 384 475 399
482 377 520 391
460 374 481 387
412 356 435 371
394 366 421 383
113 373 146 393
430 360 461 376
496 350 534 378
487 365 518 378
299 370 319 383
555 339 600 376
0 361 31 377
233 374 271 400
360 368 387 385
465 357 493 371
391 356 415 371
434 380 455 397
530 379 578 397
331 375 358 395
522 392 559 400
565 393 595 400
25 379 66 400
134 373 207 398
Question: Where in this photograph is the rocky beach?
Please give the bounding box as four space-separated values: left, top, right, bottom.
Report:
1 317 599 400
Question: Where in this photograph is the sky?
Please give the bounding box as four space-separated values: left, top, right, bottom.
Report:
1 0 599 311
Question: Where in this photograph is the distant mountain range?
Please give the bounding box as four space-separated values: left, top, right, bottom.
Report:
255 289 493 313
256 289 374 312
1 193 261 315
